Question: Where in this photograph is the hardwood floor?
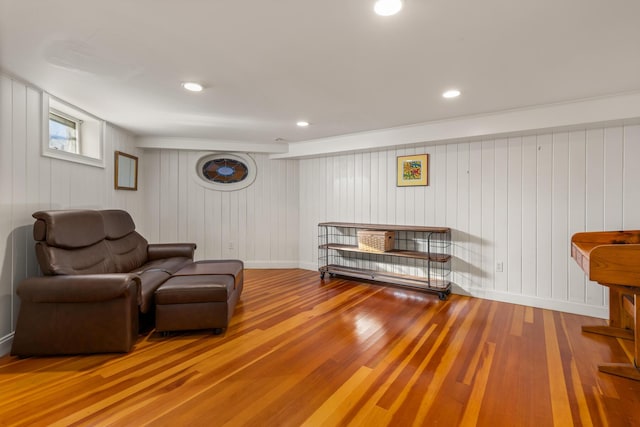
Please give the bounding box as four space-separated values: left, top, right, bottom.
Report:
1 269 639 426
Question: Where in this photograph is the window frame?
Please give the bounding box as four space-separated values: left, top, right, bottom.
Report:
48 108 81 154
41 93 105 168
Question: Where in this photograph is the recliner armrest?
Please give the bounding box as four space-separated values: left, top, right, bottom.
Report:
17 274 141 304
147 243 196 261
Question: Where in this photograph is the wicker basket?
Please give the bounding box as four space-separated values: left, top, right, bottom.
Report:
357 230 394 253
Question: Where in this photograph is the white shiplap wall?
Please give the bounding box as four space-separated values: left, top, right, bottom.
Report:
2 69 639 353
0 75 144 354
298 125 640 318
140 150 299 267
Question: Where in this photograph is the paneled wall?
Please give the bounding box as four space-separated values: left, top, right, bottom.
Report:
0 75 143 354
298 125 640 317
2 69 639 353
140 150 299 267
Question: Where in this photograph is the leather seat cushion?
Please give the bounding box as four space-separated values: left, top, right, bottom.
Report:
133 257 193 276
174 260 243 289
155 275 234 305
174 260 243 278
137 270 172 313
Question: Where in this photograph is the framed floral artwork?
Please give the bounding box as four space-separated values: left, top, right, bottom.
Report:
397 154 428 187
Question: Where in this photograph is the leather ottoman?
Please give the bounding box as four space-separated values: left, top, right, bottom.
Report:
155 260 243 334
155 275 233 333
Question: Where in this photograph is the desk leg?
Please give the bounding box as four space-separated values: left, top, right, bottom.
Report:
582 285 635 340
596 294 640 381
597 363 640 381
636 293 639 369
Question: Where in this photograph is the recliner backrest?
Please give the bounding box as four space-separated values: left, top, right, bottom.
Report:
33 210 116 275
100 209 149 273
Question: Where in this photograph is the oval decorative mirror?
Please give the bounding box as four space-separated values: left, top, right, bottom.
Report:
194 152 257 191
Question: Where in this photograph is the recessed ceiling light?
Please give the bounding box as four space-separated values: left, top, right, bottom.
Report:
297 121 310 127
442 89 461 99
182 82 204 92
374 0 403 16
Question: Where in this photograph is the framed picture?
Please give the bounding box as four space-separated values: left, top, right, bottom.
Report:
114 151 138 190
397 154 429 187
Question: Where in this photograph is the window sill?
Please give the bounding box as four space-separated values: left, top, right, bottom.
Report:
42 147 105 168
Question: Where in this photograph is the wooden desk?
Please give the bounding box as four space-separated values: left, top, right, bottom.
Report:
571 230 640 380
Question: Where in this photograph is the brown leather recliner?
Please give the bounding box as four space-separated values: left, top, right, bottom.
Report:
11 209 196 356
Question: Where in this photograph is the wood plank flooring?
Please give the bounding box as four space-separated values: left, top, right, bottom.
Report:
1 269 639 426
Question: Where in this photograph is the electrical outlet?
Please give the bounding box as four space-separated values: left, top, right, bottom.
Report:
228 242 234 250
496 261 503 272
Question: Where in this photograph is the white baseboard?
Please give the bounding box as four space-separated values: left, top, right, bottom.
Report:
455 285 608 319
244 260 301 269
0 333 14 357
298 262 317 271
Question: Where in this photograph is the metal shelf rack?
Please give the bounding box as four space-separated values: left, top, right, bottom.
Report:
318 222 452 300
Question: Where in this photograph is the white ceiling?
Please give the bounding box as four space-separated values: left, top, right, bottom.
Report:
2 0 640 147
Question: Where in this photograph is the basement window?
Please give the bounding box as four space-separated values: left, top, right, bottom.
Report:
49 109 80 154
42 94 105 168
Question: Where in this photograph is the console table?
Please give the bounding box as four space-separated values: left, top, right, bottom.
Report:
318 222 452 300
